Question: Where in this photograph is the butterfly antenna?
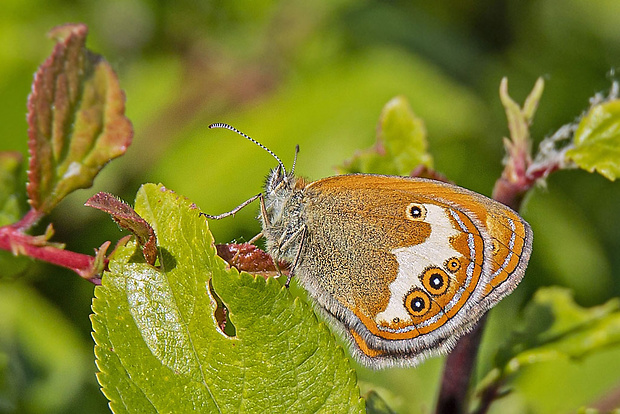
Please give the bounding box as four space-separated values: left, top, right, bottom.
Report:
209 123 287 176
291 144 300 175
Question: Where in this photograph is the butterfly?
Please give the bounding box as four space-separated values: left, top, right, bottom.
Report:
204 123 532 368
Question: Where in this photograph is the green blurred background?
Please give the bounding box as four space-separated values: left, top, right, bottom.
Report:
2 1 620 413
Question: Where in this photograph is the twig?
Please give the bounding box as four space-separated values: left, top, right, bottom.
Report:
0 222 105 283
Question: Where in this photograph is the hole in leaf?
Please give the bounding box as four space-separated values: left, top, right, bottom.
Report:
208 279 236 337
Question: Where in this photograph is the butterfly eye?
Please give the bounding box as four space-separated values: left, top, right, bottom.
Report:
406 203 426 221
445 257 461 274
404 289 431 317
421 267 450 296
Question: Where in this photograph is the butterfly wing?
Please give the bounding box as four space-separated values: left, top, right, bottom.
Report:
295 174 532 368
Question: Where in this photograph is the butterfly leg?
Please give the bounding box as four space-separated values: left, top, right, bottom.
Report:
257 192 271 227
280 226 307 287
247 232 264 245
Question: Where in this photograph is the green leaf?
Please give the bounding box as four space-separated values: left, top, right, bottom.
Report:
566 98 620 181
496 287 620 374
476 287 620 409
340 96 433 176
26 23 133 214
92 183 364 413
499 77 543 149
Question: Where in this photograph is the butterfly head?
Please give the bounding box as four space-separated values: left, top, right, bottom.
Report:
262 144 303 227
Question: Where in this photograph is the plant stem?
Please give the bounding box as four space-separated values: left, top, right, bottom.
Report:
435 147 530 414
0 224 103 283
435 317 486 413
10 208 44 231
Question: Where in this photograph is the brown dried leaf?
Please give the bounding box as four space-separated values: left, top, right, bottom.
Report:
85 192 157 265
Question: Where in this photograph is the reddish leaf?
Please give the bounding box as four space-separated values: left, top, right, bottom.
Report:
215 243 289 278
27 23 133 214
85 192 157 265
